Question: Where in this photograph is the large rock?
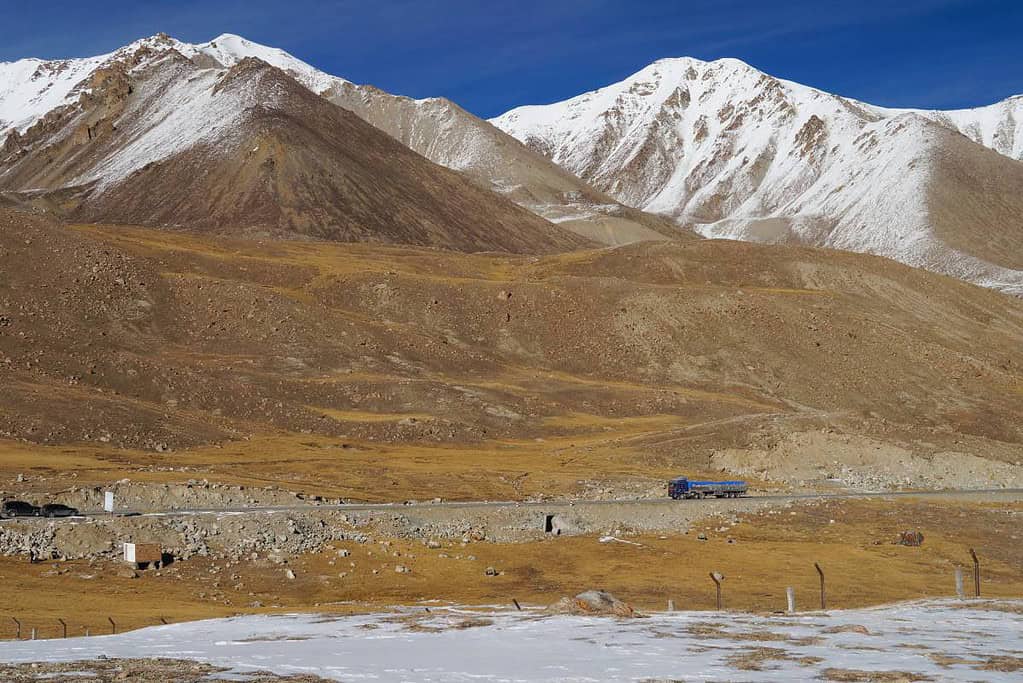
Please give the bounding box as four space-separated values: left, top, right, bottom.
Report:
548 590 636 617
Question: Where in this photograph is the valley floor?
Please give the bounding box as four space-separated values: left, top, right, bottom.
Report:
0 498 1020 638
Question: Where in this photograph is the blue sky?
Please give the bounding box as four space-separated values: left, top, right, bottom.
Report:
3 0 1021 118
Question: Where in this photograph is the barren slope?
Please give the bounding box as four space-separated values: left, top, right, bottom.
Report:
0 49 584 254
318 82 687 245
3 208 1023 495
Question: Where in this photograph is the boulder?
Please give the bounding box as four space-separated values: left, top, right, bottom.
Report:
548 590 636 617
896 530 924 547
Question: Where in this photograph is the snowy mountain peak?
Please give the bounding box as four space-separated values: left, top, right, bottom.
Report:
492 57 1023 294
0 32 347 139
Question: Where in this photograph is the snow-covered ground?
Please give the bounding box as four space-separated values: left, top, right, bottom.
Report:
0 600 1019 682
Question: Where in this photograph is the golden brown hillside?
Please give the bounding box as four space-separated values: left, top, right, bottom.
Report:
2 207 1022 498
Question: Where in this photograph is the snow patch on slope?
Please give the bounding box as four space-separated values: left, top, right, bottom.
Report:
877 96 1023 162
0 601 1019 682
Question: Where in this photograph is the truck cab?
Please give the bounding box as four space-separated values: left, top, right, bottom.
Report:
668 478 692 499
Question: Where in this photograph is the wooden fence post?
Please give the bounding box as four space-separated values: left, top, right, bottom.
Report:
108 617 116 635
969 549 980 598
58 618 67 639
814 562 826 610
11 617 20 640
710 572 724 610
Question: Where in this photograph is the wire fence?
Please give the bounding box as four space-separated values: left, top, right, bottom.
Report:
1 548 990 640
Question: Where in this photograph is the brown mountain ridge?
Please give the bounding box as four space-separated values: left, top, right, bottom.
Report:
0 50 587 254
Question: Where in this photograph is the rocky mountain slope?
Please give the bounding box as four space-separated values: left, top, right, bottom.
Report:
3 208 1023 491
0 39 585 253
492 58 1023 293
0 33 682 246
900 95 1023 162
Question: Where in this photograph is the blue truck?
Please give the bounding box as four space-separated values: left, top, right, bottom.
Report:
668 477 748 499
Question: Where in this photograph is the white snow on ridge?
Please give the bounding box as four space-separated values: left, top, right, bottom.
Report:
0 600 1019 682
76 52 301 190
874 95 1023 162
0 53 108 135
0 33 346 141
491 57 1023 293
175 33 348 96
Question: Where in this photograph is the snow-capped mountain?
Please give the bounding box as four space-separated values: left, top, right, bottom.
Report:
0 38 586 252
492 58 1023 294
0 33 337 138
0 33 679 246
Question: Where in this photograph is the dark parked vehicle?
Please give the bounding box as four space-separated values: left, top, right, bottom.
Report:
41 503 79 518
2 500 41 518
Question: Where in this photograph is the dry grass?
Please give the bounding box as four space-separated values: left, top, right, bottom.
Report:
821 669 933 682
0 658 333 682
978 655 1023 672
726 646 823 671
1 499 1021 639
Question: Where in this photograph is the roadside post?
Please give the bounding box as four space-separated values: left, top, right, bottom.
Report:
969 548 980 598
103 491 115 515
954 566 964 599
710 571 724 610
786 587 796 613
814 562 826 610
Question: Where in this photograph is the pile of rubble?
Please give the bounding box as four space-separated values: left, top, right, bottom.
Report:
0 511 372 562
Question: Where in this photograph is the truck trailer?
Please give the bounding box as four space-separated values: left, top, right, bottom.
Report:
668 477 747 499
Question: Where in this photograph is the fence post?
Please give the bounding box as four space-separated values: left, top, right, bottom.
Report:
954 566 964 599
30 628 36 640
159 617 168 625
814 562 826 610
11 617 20 640
667 599 675 612
512 599 521 611
58 619 67 639
786 587 796 614
108 617 116 635
710 572 724 610
85 627 90 637
969 549 980 598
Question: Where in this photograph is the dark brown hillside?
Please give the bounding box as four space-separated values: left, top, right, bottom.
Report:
0 54 587 254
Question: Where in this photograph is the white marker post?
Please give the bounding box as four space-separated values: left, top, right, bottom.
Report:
103 491 115 515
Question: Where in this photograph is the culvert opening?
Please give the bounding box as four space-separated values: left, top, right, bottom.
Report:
544 514 555 534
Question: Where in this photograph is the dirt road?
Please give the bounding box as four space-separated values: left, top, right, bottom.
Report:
68 486 1023 519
